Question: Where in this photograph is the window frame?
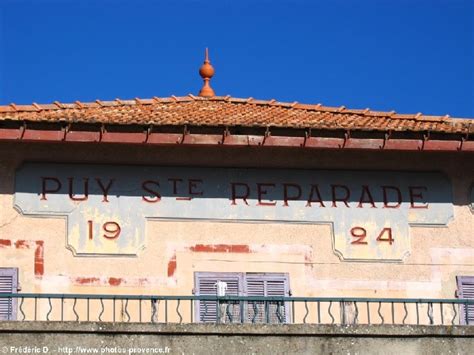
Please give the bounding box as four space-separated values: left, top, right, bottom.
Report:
194 272 245 323
0 267 19 321
456 275 474 325
194 271 290 323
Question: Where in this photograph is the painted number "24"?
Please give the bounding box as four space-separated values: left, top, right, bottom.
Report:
350 227 394 245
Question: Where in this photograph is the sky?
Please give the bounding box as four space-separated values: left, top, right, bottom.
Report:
0 0 473 118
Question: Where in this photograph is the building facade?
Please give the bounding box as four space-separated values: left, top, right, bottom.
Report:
0 62 473 324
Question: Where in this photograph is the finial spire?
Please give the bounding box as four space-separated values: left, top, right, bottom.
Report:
198 48 215 97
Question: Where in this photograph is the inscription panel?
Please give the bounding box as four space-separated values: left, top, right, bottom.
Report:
14 163 453 260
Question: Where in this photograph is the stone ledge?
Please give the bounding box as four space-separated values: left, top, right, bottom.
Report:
0 322 473 337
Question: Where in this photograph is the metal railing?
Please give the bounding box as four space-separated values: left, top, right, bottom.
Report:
0 293 472 325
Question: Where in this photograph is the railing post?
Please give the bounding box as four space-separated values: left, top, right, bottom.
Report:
465 300 469 325
292 300 295 324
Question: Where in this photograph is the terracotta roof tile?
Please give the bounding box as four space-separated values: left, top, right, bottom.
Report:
0 95 472 135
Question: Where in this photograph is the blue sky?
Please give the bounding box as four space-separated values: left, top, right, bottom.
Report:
0 0 473 117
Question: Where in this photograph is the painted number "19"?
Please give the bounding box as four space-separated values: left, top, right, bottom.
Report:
87 220 121 240
350 227 394 245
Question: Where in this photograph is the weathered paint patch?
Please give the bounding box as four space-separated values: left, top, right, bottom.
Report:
108 277 123 286
166 243 313 278
190 244 251 253
0 239 44 277
69 276 151 287
34 241 44 276
168 244 252 277
36 275 159 288
74 277 101 285
0 239 12 247
15 240 30 249
167 253 177 277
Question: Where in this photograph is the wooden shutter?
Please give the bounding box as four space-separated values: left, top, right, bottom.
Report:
194 272 243 323
456 276 474 325
245 273 290 323
0 268 18 321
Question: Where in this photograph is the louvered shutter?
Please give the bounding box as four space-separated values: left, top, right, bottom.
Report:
0 268 18 321
194 272 243 323
456 276 474 325
245 273 289 324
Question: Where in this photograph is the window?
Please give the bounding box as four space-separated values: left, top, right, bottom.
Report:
194 272 290 323
0 268 18 321
456 276 474 325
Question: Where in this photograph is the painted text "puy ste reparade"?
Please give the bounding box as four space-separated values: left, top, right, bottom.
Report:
39 177 429 209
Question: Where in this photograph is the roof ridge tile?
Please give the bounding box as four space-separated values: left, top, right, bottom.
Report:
0 106 12 113
293 103 315 110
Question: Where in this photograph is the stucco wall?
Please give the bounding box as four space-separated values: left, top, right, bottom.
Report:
0 142 473 319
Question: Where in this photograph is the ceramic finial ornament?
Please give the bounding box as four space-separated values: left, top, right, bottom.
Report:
198 48 215 97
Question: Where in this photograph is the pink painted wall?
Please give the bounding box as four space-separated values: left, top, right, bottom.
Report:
0 142 472 312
